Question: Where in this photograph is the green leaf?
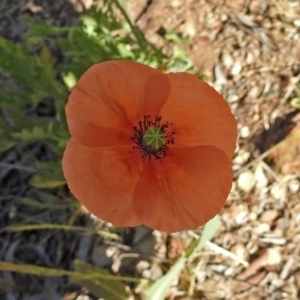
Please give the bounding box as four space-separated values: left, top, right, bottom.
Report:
144 256 186 300
30 161 65 188
38 47 55 68
291 97 300 108
73 260 129 300
0 260 137 283
144 215 221 300
30 176 66 189
62 71 77 89
185 215 221 258
81 15 98 37
12 126 47 141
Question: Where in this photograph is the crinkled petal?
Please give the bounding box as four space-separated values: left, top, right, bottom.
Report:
160 73 237 158
62 139 143 226
66 60 170 147
133 146 233 233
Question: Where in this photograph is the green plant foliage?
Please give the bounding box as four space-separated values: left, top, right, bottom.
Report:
23 2 163 78
0 259 141 282
291 97 300 108
0 0 192 161
0 0 194 295
72 260 129 300
144 215 221 300
29 161 66 188
0 36 68 154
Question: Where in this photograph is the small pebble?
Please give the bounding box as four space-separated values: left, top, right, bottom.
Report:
170 0 181 8
227 94 239 103
254 164 268 188
231 62 243 75
222 53 233 68
288 179 299 193
260 210 280 223
238 171 255 192
240 126 250 138
221 14 228 22
248 86 261 99
253 223 270 235
293 19 300 27
234 151 250 165
246 52 254 64
270 183 286 200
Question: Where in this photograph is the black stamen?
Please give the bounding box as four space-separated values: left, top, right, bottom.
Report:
130 115 175 161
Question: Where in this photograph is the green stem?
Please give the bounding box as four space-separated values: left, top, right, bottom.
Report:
112 0 146 48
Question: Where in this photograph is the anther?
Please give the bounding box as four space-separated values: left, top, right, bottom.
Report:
130 115 175 161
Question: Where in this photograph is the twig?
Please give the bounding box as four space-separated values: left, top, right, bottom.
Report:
135 0 152 23
280 73 300 105
234 133 300 177
260 160 280 181
206 241 249 267
112 0 147 48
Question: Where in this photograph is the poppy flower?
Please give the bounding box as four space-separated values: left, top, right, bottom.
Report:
62 60 237 233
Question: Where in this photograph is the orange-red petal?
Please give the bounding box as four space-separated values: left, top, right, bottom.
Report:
67 120 131 147
160 73 237 158
62 139 142 226
132 146 233 233
66 60 170 147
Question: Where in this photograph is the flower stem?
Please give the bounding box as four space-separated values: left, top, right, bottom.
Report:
112 0 147 49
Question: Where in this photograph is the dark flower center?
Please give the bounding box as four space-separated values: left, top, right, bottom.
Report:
130 115 175 161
